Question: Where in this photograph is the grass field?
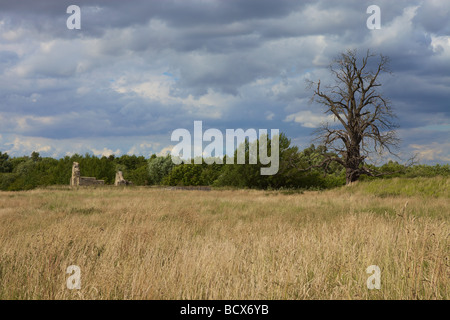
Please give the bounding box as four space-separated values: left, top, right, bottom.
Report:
0 177 448 299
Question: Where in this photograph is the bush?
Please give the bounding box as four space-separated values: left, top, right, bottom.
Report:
148 155 175 185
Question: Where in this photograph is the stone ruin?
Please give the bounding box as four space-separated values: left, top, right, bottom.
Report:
70 162 133 187
115 171 133 186
70 162 105 187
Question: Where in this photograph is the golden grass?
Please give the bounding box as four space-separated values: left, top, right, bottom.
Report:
0 181 448 299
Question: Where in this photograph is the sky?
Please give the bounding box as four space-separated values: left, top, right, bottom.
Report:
0 0 449 164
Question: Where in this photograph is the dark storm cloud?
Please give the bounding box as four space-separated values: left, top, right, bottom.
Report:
0 0 448 162
0 0 309 39
413 0 450 35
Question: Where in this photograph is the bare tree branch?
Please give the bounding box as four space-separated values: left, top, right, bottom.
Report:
297 49 402 184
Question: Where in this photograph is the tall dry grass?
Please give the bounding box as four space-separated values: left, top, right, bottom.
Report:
0 178 448 299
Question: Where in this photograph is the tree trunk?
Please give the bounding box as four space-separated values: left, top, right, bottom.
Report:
346 167 360 185
345 145 361 185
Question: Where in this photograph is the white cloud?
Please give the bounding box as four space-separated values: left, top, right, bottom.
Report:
369 6 419 47
266 112 275 120
127 141 158 156
91 148 121 157
284 111 335 128
126 146 138 156
409 142 450 162
4 136 52 155
157 146 173 157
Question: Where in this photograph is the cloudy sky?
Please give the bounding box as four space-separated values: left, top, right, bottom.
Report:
0 0 449 164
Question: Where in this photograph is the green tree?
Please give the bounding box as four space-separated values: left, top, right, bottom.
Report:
31 151 41 162
125 165 152 185
148 155 175 184
0 151 12 173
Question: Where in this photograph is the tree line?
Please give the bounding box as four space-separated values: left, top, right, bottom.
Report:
0 134 448 191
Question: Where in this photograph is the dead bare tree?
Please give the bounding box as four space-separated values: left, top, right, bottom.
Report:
303 49 401 184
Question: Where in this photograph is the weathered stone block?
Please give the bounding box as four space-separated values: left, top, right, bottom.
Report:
115 171 132 186
70 162 105 187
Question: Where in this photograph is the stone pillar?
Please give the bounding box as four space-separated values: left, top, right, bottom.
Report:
115 171 132 186
70 162 81 186
115 171 124 186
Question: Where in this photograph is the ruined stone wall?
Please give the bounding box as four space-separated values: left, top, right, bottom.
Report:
70 162 105 186
115 171 132 186
79 177 105 186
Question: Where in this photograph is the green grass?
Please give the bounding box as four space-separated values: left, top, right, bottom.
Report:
346 177 449 198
